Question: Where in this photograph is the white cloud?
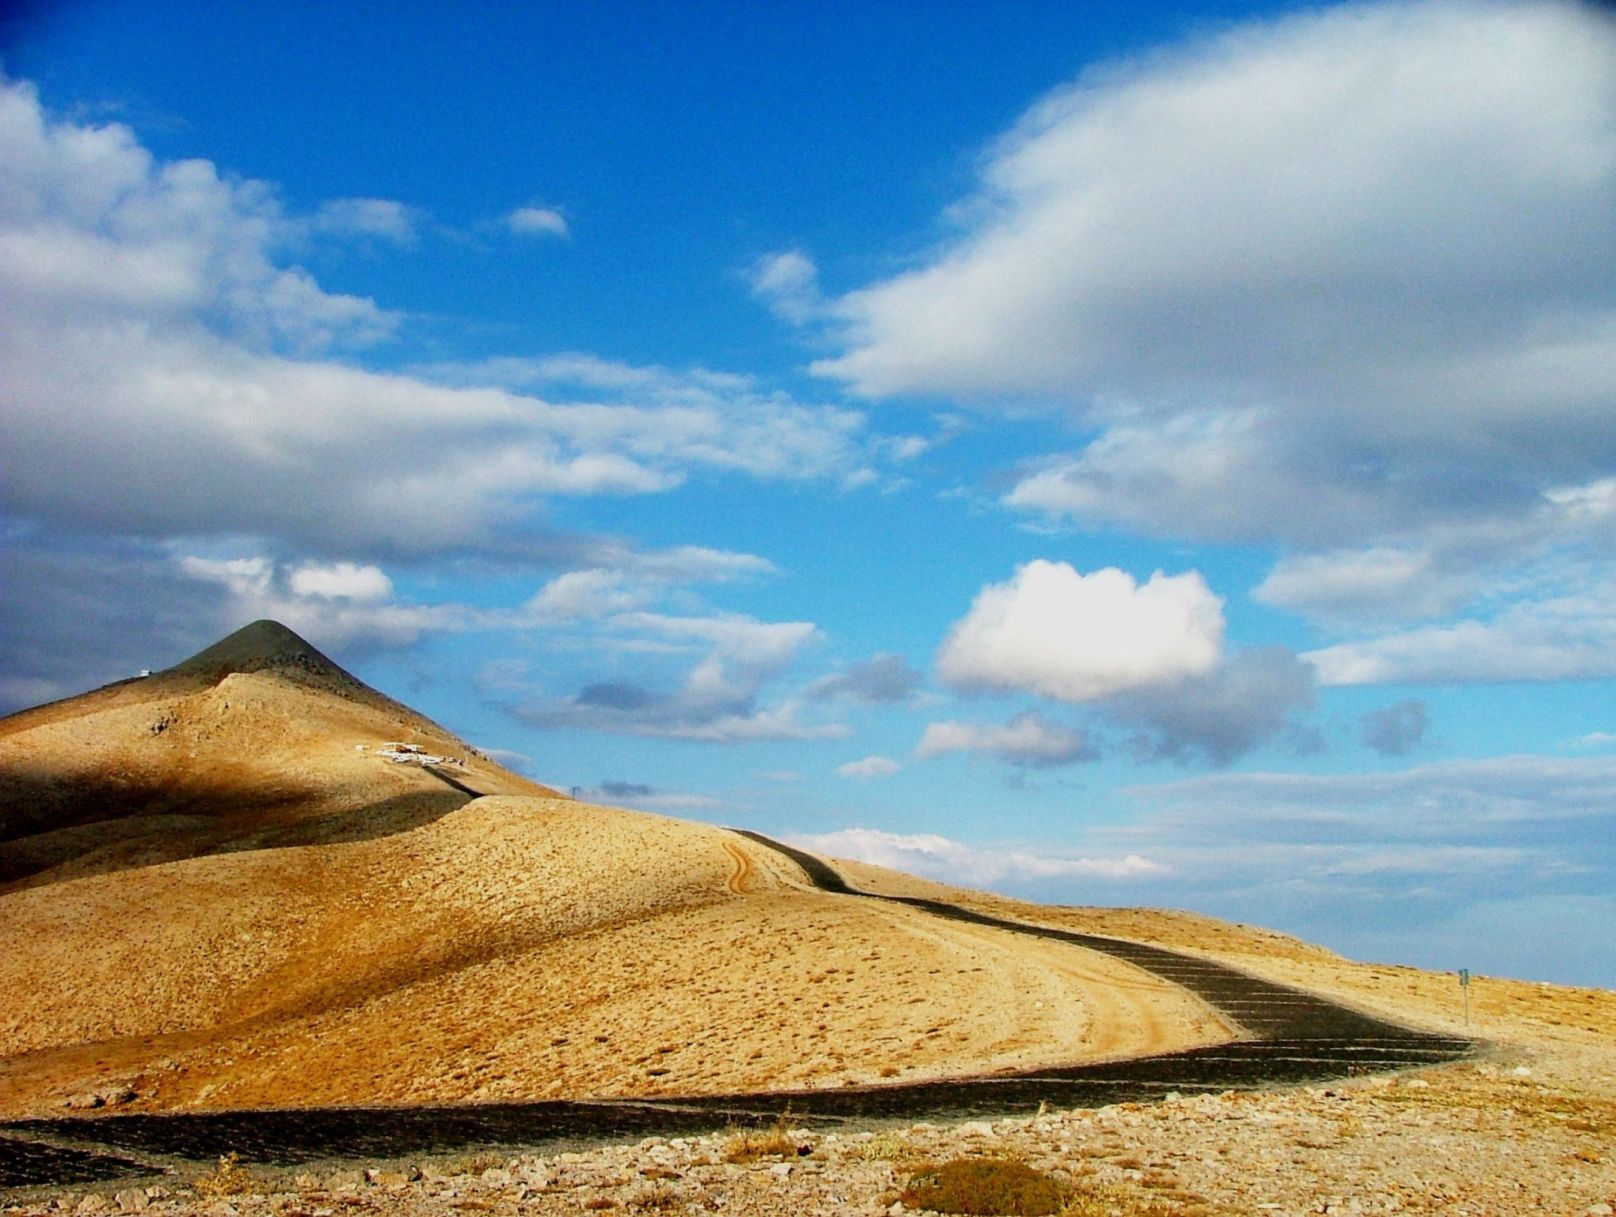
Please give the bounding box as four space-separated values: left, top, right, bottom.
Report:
787 827 1164 887
177 555 274 598
507 205 568 237
836 755 901 780
178 552 455 648
818 0 1616 410
917 711 1096 768
1306 578 1616 685
936 560 1224 701
0 78 885 560
1567 731 1616 749
1253 545 1477 624
526 569 645 621
749 248 821 324
0 81 396 354
309 197 418 244
287 561 393 602
808 1 1616 673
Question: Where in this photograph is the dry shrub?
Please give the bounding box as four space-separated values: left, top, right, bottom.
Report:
1058 1180 1195 1217
628 1183 681 1211
722 1109 802 1163
440 1151 507 1176
192 1152 259 1198
899 1158 1066 1216
848 1131 912 1162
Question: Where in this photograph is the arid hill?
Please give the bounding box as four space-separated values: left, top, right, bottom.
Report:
0 622 1230 1119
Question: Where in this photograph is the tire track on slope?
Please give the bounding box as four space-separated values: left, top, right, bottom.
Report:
721 841 753 894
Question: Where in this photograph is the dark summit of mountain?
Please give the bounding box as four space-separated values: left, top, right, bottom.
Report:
167 619 357 687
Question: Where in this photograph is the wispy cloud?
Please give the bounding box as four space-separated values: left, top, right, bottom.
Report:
506 205 569 238
835 755 901 780
808 654 924 704
501 611 846 743
787 827 1165 887
917 711 1096 768
749 248 821 324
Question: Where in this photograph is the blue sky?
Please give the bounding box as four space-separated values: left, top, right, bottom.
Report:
3 0 1614 987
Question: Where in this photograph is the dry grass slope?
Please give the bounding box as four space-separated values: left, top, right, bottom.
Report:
0 621 1230 1119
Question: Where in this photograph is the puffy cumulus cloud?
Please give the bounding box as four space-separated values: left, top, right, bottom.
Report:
749 248 821 325
287 561 393 602
937 561 1223 701
835 755 901 780
0 79 395 353
786 827 1164 888
933 561 1312 765
1360 698 1429 756
813 2 1616 665
916 711 1097 768
506 205 569 237
1109 647 1317 768
0 78 891 561
808 654 924 704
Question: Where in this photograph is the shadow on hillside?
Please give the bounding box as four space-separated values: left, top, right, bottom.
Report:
0 774 473 891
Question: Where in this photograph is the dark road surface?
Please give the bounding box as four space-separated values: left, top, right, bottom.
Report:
0 830 1476 1189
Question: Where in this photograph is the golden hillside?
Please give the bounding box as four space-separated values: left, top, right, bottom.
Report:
0 622 1230 1119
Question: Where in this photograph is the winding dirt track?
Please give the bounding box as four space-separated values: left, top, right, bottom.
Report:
721 841 753 894
0 833 1478 1189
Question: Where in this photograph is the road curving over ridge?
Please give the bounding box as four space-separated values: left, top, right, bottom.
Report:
0 832 1478 1189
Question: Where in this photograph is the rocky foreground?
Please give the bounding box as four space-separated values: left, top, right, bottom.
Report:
8 1047 1614 1217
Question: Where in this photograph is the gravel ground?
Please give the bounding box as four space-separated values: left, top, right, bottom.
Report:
7 1051 1614 1217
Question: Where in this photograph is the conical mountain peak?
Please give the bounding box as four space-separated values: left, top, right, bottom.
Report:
166 619 361 690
